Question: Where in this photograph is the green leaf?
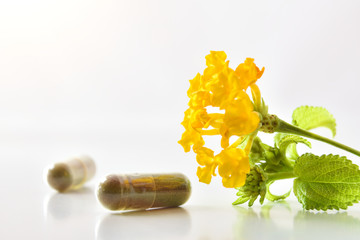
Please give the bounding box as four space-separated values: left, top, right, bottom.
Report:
274 133 288 148
275 133 311 161
292 106 336 137
232 196 251 206
293 153 360 210
265 181 292 202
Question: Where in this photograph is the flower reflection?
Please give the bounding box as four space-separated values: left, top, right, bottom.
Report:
233 201 293 240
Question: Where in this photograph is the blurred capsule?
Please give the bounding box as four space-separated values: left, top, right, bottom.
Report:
47 155 96 192
97 173 191 211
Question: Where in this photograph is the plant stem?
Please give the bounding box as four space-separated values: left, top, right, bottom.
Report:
277 119 360 157
267 171 296 181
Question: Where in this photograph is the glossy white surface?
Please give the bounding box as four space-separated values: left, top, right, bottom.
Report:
3 130 360 240
2 0 360 239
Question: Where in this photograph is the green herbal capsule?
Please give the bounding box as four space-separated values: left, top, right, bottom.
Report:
97 173 191 211
47 155 96 192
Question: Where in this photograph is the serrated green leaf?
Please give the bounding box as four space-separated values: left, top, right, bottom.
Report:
277 134 311 160
293 153 360 210
292 106 336 137
274 133 288 148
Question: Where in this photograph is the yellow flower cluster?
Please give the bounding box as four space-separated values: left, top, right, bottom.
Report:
179 51 264 188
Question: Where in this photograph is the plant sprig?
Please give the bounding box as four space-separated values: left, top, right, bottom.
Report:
234 106 360 210
179 51 360 211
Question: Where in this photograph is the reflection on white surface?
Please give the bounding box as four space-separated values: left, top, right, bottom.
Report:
44 187 96 220
293 211 360 240
96 207 191 240
40 190 360 240
234 202 295 240
233 201 360 240
43 187 99 240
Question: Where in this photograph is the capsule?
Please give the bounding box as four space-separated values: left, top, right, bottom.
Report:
97 173 191 211
47 155 96 192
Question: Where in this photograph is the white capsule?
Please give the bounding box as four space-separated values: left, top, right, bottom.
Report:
47 155 96 192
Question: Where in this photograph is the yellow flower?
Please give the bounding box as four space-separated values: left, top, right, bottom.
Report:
178 128 204 153
195 147 217 184
216 148 250 188
188 91 212 109
235 58 264 90
205 51 227 68
190 108 211 129
179 108 206 152
206 62 236 109
179 51 264 188
203 51 228 81
220 91 260 148
187 73 201 97
178 108 219 152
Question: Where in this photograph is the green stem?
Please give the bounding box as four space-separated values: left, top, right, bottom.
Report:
267 171 296 181
277 119 360 157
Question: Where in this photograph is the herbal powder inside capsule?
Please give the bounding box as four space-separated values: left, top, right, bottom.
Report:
98 173 191 211
47 155 96 192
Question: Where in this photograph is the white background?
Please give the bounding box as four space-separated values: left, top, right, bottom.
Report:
1 0 360 239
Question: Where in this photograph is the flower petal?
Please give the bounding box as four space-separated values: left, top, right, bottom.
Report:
216 148 250 188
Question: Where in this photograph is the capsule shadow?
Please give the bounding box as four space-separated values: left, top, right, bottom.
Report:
96 207 191 240
44 186 96 219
